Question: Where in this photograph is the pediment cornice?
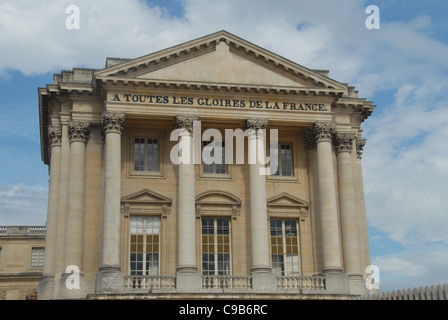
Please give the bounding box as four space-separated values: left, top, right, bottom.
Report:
94 30 348 95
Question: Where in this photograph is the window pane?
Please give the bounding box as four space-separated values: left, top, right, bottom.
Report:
147 138 159 172
202 141 226 174
134 138 145 171
201 217 231 275
270 219 300 276
129 216 161 275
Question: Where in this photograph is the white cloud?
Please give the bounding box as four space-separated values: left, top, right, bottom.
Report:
0 183 48 225
372 250 448 291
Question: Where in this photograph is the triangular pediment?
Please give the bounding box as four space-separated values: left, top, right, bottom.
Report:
121 188 171 204
267 193 309 209
95 31 347 92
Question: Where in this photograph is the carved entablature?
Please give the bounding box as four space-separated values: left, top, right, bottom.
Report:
175 115 199 134
333 133 355 153
101 112 125 134
68 121 90 143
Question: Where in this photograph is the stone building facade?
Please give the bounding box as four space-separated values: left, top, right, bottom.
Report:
0 226 46 300
37 31 375 299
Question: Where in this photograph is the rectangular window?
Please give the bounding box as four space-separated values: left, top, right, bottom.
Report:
201 217 231 275
134 138 159 172
129 216 160 275
203 141 227 175
271 143 293 177
31 247 45 268
270 219 300 276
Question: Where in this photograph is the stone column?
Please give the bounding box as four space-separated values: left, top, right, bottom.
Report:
334 133 365 294
95 112 125 294
175 115 201 292
304 129 323 272
246 119 276 292
313 122 349 294
356 139 370 272
38 126 62 299
59 121 90 298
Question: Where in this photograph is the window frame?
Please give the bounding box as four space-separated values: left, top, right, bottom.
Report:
30 247 45 268
201 217 232 276
128 215 161 276
269 219 301 277
129 130 165 178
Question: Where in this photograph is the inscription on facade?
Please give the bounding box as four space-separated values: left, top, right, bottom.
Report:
110 93 329 112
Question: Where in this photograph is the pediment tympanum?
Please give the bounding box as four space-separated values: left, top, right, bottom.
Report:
95 30 347 94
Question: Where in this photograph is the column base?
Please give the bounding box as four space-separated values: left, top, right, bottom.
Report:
58 272 93 299
37 275 54 300
348 273 368 295
176 268 202 293
251 268 277 293
323 268 350 295
95 266 124 295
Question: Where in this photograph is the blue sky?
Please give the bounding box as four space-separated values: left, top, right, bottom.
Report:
1 0 447 293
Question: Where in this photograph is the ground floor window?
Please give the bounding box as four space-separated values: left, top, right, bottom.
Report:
270 219 300 276
129 216 160 275
201 217 231 275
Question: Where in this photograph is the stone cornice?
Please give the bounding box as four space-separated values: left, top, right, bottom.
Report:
97 77 344 98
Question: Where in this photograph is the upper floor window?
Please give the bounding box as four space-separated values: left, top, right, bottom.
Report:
271 143 293 177
202 140 227 175
31 247 45 268
134 138 159 172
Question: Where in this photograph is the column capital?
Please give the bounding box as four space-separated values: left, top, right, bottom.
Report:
68 121 90 143
313 121 336 143
175 115 198 133
48 126 62 147
245 118 268 131
101 112 125 134
334 133 355 153
356 138 366 159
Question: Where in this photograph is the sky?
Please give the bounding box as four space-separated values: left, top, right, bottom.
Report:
0 0 447 293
